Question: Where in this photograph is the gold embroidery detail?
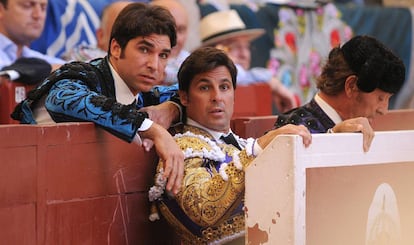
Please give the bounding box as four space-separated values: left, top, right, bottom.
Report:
160 201 245 245
156 125 253 244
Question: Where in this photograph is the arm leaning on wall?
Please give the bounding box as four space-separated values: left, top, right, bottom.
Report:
149 130 256 226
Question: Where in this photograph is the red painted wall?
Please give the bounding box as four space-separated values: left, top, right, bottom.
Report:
0 123 179 244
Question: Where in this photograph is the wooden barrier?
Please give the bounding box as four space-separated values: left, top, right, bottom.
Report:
0 77 272 125
0 123 179 245
371 109 414 131
1 81 411 244
232 109 414 139
233 83 272 118
231 115 277 139
245 130 414 244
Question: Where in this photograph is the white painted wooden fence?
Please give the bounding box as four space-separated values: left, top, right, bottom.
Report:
246 130 414 245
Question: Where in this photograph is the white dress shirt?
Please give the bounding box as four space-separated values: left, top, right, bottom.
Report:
186 118 263 156
314 93 343 124
0 33 65 70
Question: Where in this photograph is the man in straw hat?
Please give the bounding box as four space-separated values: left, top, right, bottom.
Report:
200 9 298 113
273 35 406 152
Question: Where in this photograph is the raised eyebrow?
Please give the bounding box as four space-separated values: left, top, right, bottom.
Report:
138 39 155 48
161 49 171 55
197 78 212 84
29 1 46 5
220 78 232 84
138 39 171 54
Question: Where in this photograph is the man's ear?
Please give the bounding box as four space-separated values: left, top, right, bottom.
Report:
344 75 358 97
178 90 188 106
110 39 121 59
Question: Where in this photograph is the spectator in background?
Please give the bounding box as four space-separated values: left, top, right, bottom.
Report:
200 9 298 113
61 1 133 62
273 35 406 152
12 3 185 194
151 0 190 85
177 0 201 52
0 0 65 75
149 47 311 244
64 0 190 86
96 1 133 53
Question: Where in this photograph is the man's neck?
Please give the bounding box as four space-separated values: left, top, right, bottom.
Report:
108 60 137 104
186 118 231 142
15 45 24 58
318 92 349 121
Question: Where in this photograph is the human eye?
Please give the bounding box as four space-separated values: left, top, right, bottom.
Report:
220 82 231 91
139 46 149 54
220 84 228 90
159 52 169 60
19 2 32 9
378 92 390 102
198 84 209 91
40 3 47 11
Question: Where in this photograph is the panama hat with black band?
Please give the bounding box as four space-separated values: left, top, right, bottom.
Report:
200 9 265 47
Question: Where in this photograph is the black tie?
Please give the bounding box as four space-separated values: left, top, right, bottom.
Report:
220 133 242 150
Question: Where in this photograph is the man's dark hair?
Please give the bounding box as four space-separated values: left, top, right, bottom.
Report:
108 2 177 55
317 35 405 95
178 47 238 93
0 0 7 7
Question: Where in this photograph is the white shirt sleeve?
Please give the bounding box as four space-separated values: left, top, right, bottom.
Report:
0 70 20 80
132 118 153 145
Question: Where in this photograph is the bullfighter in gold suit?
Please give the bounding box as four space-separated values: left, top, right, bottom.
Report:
149 47 312 244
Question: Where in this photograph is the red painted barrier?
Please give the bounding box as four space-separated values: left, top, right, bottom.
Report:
231 109 414 139
0 123 179 245
233 83 273 118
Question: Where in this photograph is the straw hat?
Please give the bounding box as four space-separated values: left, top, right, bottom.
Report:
200 10 265 47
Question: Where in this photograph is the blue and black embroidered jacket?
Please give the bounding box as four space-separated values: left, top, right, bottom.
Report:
11 57 179 143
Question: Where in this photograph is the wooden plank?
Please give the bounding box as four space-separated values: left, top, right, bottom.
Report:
371 109 414 131
246 130 414 244
233 83 272 118
0 123 180 245
232 115 277 138
0 204 36 245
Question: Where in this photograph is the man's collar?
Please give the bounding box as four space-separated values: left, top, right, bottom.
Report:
0 33 18 59
0 33 14 49
186 118 232 142
314 93 342 124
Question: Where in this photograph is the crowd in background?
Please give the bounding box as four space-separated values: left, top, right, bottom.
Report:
0 1 408 244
